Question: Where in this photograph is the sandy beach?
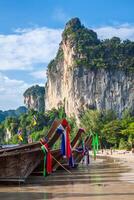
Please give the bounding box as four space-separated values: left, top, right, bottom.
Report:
0 152 134 200
96 149 134 167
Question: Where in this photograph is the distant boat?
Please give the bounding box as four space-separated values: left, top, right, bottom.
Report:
0 144 19 149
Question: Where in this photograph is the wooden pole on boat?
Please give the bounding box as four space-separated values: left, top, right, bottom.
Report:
40 141 72 175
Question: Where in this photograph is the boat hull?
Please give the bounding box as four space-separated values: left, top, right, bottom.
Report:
0 120 61 182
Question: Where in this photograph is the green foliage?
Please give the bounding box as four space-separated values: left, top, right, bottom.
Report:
23 85 45 97
0 106 76 145
119 138 131 150
23 85 45 113
31 126 50 142
62 18 99 47
0 124 5 143
67 115 78 141
80 108 134 149
74 37 134 70
48 18 134 71
0 106 27 123
9 134 19 144
1 100 133 151
48 48 64 72
80 109 102 134
4 117 19 134
102 120 122 147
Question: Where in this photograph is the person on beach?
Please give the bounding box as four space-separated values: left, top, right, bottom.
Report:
132 147 134 154
110 147 112 155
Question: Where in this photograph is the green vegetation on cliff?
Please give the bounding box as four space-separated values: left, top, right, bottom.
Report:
23 85 45 97
48 18 134 71
23 85 45 112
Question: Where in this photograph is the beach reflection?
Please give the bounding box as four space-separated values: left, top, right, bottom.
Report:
0 157 134 200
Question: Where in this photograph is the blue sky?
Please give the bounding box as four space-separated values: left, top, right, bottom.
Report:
0 0 134 110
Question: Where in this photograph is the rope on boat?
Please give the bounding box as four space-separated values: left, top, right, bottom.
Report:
51 154 72 174
40 141 72 175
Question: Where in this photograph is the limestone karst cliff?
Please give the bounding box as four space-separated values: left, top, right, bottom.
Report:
24 85 45 112
45 18 134 118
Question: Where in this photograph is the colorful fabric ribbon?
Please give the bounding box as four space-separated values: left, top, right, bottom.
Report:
56 119 71 159
66 125 71 158
92 133 99 159
75 146 90 165
17 129 23 142
56 119 74 167
81 139 86 156
56 124 66 155
33 115 37 126
41 143 52 176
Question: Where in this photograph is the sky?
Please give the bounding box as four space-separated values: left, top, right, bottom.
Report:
0 0 134 110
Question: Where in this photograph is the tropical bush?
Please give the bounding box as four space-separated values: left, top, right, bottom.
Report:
80 109 134 149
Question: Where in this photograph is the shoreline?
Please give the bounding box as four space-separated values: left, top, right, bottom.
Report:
94 150 134 169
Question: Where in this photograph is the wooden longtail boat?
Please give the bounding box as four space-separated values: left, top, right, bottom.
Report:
55 134 92 170
73 135 92 166
32 128 85 174
0 120 61 182
52 128 85 171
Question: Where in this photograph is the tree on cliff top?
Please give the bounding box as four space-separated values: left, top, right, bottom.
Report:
23 85 45 113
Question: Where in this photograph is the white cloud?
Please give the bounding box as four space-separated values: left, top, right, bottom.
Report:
94 24 134 40
0 23 133 72
0 72 30 110
0 27 62 71
0 23 134 111
30 69 47 80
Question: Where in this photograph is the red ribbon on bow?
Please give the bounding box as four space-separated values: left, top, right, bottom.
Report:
61 119 71 159
44 143 52 174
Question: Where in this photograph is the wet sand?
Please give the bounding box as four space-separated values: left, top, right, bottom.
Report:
0 157 134 200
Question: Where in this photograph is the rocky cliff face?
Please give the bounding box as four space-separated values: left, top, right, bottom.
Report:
45 18 134 118
24 85 45 112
